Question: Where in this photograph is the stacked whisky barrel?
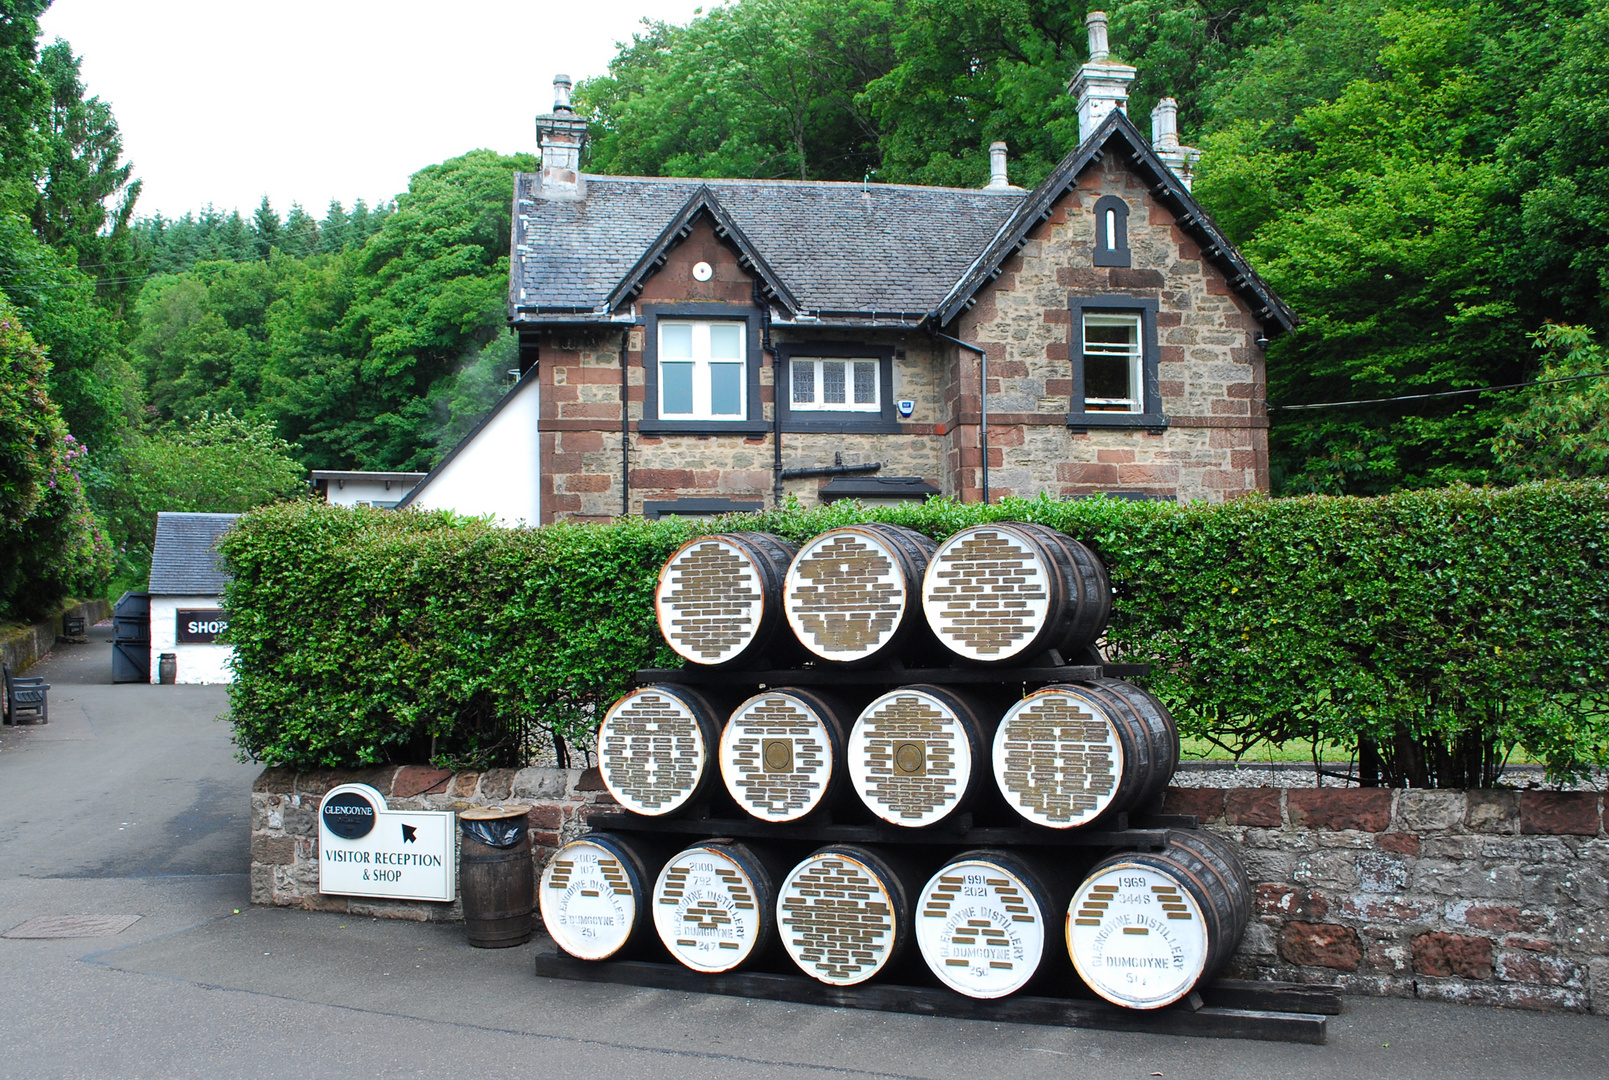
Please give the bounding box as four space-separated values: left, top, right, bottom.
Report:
539 523 1251 1011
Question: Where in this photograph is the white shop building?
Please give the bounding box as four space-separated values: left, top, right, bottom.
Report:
148 511 239 685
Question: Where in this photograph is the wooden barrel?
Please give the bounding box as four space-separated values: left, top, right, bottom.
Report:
651 840 785 973
459 805 535 948
596 684 725 816
539 832 663 960
783 524 938 665
915 849 1071 999
846 684 996 828
655 532 798 667
777 844 920 986
921 522 1112 665
719 687 851 823
992 679 1179 829
1066 829 1252 1009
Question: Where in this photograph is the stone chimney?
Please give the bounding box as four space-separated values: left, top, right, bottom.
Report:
984 141 1017 190
535 75 588 200
1069 12 1136 144
1150 96 1202 191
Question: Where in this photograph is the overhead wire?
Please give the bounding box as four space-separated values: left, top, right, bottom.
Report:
1266 369 1609 412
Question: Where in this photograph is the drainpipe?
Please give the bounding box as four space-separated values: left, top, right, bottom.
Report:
756 281 783 507
931 331 989 504
619 329 630 517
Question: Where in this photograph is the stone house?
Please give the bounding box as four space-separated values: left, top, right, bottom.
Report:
400 13 1294 524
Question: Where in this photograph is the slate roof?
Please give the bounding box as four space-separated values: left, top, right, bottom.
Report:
509 110 1295 334
510 176 1023 319
148 512 239 596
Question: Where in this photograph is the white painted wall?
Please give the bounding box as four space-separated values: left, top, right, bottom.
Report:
325 477 419 508
149 594 234 684
407 374 541 525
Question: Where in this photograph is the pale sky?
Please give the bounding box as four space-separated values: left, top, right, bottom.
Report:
37 0 710 221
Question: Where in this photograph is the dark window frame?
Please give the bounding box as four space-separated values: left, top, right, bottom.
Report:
1092 195 1131 268
639 303 769 435
1066 294 1169 432
775 341 902 434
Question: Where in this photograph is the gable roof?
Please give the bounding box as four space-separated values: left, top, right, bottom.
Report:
148 512 238 596
935 110 1296 332
606 186 800 313
509 110 1294 334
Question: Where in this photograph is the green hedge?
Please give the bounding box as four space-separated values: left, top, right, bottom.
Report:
219 483 1609 785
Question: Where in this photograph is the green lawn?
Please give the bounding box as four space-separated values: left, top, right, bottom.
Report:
1179 736 1542 766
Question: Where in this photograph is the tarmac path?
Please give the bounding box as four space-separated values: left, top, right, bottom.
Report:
1 624 1605 1079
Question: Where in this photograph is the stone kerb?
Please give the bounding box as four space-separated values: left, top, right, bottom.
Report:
250 765 617 921
1163 786 1608 1015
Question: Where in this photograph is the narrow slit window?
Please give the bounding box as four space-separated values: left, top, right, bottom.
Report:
1082 314 1143 413
1105 209 1117 250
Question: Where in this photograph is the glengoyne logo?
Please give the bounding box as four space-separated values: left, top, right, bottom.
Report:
321 791 377 840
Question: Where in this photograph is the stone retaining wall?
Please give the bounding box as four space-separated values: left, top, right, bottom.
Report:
1165 786 1607 1014
252 769 1606 1014
1 599 111 674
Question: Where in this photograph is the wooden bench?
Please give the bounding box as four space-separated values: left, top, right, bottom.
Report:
2 665 48 725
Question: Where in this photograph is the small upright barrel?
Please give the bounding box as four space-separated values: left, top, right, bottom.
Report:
652 840 785 973
914 849 1070 999
719 687 851 822
539 832 663 960
992 679 1179 829
921 522 1111 665
847 684 996 828
1066 830 1251 1009
783 524 938 665
459 805 535 948
655 532 798 667
777 845 920 986
596 684 725 816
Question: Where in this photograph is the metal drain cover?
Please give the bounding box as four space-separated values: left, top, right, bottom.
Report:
3 914 142 939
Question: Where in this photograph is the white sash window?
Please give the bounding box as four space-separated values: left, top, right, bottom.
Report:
658 320 747 420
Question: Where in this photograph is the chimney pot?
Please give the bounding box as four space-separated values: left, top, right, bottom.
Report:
986 141 1011 189
1069 12 1134 143
1151 97 1180 151
1086 11 1110 63
537 74 588 200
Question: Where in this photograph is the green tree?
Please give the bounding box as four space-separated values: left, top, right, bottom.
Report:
1494 324 1609 481
252 196 279 258
0 1 48 217
1194 0 1589 493
103 409 305 571
257 149 533 470
0 211 134 453
30 39 142 309
580 0 896 181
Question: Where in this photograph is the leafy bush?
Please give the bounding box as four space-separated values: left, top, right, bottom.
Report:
221 483 1609 785
0 294 110 618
